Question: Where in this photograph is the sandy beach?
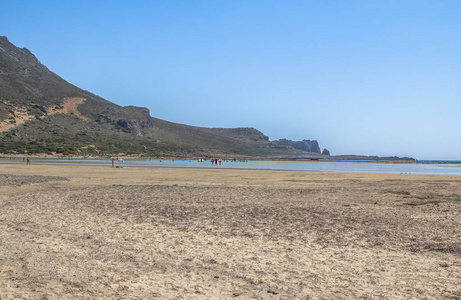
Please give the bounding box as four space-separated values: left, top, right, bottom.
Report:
0 164 460 299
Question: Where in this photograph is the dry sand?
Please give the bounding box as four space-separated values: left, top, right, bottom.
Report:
0 164 460 299
0 97 87 133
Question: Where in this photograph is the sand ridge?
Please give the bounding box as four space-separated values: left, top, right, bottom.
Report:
0 105 35 132
45 97 87 121
0 97 87 132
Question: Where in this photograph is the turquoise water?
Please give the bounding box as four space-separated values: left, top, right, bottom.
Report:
1 157 461 175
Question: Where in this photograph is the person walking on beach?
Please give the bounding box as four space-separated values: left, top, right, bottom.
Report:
26 157 30 165
112 158 115 168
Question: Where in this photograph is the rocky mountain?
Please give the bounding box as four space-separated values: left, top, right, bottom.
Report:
0 36 329 157
271 139 322 153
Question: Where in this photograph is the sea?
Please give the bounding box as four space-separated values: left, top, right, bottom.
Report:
1 157 461 175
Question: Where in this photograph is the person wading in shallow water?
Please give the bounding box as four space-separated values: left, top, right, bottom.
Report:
26 157 30 165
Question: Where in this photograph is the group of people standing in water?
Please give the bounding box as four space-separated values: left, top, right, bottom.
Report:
211 159 222 165
208 158 248 165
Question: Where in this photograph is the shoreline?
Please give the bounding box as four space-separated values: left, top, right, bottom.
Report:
1 153 460 164
2 156 461 176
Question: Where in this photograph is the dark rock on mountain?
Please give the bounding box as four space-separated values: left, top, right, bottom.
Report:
97 106 154 135
271 139 321 153
0 36 328 157
322 148 330 156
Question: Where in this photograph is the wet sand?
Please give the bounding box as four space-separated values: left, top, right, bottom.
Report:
1 164 460 299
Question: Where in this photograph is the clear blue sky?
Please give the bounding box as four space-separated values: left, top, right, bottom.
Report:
1 0 460 159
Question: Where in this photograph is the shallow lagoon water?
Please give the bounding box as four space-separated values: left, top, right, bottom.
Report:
1 157 461 175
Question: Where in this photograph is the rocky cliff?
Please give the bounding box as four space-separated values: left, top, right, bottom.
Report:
271 139 328 154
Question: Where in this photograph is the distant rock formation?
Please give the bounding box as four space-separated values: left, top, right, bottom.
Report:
97 106 154 136
271 139 321 153
322 148 330 156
